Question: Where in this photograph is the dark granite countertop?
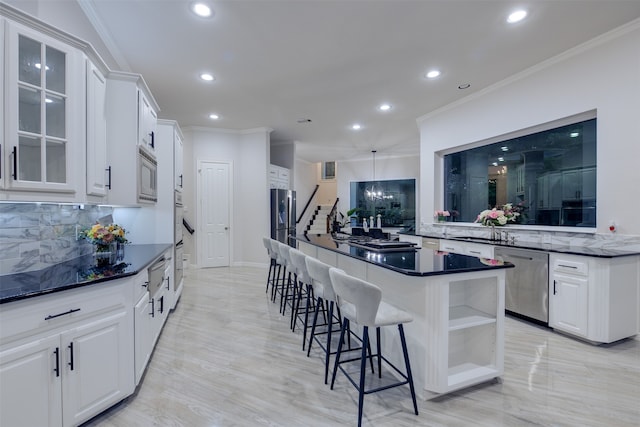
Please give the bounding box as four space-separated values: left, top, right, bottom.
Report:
0 244 172 304
296 234 513 277
409 232 640 258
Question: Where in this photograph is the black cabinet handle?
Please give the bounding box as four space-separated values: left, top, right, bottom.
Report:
159 295 164 314
106 166 112 190
12 146 17 180
68 342 74 371
149 131 155 148
553 280 557 295
166 276 170 290
149 298 155 317
179 174 183 188
142 281 149 289
558 264 577 269
53 347 60 377
45 308 81 321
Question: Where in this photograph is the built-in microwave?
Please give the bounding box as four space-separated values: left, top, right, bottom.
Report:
138 148 157 203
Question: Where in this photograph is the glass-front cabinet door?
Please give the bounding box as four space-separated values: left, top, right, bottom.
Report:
4 21 81 194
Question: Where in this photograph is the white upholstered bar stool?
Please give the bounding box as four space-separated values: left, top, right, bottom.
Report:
328 268 418 427
288 248 315 347
269 239 287 305
262 237 278 295
276 242 299 320
304 256 344 384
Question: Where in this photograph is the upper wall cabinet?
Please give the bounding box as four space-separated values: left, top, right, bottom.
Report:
105 72 160 206
85 59 108 199
1 19 84 201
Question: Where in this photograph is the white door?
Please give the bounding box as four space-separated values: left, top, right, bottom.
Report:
198 161 231 267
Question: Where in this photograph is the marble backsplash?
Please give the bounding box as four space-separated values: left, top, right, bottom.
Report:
421 222 640 251
0 203 114 276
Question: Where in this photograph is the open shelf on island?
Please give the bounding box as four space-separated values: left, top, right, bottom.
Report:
449 305 496 331
448 363 500 388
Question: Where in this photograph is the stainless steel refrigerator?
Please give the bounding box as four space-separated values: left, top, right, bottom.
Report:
270 189 296 246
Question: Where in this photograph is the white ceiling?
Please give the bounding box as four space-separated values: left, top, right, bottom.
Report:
81 0 640 163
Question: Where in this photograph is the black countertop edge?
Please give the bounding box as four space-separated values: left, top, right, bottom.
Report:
295 234 514 277
0 243 173 305
401 232 640 258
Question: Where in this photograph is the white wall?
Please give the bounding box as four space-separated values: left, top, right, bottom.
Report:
336 155 420 219
182 127 271 267
418 21 640 236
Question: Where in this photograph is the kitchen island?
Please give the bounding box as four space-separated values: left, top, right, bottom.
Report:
296 234 514 399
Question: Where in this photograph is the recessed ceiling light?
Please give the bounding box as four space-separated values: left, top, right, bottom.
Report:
378 103 391 112
192 2 213 18
209 113 219 120
570 132 580 137
200 73 215 81
498 157 504 162
507 10 527 23
458 83 471 89
501 146 509 151
351 124 362 130
426 70 441 79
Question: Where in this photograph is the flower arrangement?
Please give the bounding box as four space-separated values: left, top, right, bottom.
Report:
480 258 504 266
82 223 128 248
434 210 450 222
475 203 520 226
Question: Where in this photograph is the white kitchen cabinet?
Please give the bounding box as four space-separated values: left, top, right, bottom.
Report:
174 126 184 191
0 334 63 427
439 239 494 259
133 291 152 385
0 277 134 427
157 119 184 193
85 59 108 199
1 19 84 201
138 91 157 153
105 71 160 206
549 253 639 343
60 310 130 427
269 164 290 189
550 260 589 338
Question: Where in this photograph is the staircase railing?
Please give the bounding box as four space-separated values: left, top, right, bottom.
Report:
296 184 320 224
326 198 340 233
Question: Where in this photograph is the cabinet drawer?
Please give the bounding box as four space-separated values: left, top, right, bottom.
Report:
552 257 588 276
465 243 494 259
0 278 130 344
439 240 465 255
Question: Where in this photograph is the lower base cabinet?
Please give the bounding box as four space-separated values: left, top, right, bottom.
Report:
549 253 639 343
134 291 153 385
0 279 134 427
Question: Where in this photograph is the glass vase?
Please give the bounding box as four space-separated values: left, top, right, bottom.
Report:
94 242 117 267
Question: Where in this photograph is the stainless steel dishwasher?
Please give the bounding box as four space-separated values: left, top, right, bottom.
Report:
494 246 549 325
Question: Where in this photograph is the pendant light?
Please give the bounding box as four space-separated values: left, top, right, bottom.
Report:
366 150 382 200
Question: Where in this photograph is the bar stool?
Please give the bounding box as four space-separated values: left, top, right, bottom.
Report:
305 256 344 384
269 239 286 305
328 268 418 427
262 237 277 295
288 248 315 348
276 242 300 320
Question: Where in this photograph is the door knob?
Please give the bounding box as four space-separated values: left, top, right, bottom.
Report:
225 226 229 230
